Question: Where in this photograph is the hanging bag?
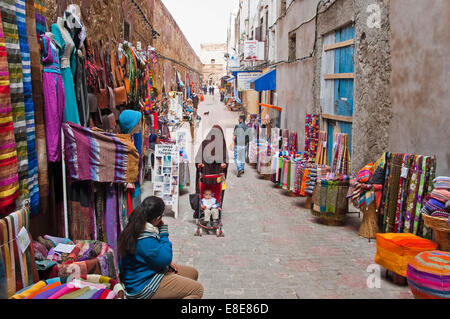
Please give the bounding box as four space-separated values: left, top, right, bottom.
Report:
111 48 128 106
93 42 108 110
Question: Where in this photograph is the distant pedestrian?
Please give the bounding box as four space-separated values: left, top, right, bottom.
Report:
192 93 200 108
233 114 250 177
211 86 215 95
189 107 201 143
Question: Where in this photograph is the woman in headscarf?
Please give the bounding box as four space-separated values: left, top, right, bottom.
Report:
195 125 228 204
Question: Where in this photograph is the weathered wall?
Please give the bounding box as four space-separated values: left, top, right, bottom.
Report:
44 0 203 95
312 0 392 173
388 0 450 175
352 0 392 173
277 0 320 152
44 0 155 46
313 0 392 172
152 0 203 94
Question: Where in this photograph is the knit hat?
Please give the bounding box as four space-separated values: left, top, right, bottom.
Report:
119 110 142 134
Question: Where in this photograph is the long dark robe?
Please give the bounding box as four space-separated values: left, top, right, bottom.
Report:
195 126 229 202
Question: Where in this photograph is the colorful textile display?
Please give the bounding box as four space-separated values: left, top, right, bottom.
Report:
374 233 438 277
63 122 139 183
304 114 320 160
330 133 351 176
347 182 383 210
15 0 39 215
10 274 124 299
0 12 19 213
406 250 450 299
0 1 30 209
0 206 39 298
45 240 119 281
315 131 328 165
379 153 436 237
312 178 349 215
25 0 48 214
33 0 45 35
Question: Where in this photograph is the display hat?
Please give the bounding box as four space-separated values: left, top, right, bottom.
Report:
119 110 142 134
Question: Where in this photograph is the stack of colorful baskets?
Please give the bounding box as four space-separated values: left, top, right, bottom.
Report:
421 176 450 251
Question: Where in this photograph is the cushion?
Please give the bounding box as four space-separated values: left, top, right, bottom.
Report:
407 250 450 299
375 233 439 277
357 163 374 183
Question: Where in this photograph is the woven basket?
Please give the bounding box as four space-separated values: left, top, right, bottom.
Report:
310 209 346 226
422 213 450 252
359 202 380 239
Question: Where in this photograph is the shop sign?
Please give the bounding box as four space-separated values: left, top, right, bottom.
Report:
237 72 262 91
228 55 240 71
244 40 258 61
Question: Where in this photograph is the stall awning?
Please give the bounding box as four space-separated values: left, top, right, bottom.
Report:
250 69 276 92
226 77 235 83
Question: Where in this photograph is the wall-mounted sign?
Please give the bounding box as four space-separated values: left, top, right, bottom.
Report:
237 72 262 91
228 55 240 71
244 40 258 61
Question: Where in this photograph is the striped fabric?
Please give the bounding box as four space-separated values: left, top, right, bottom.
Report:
25 0 48 209
0 0 30 209
63 122 139 184
33 0 45 35
0 11 19 213
15 0 39 215
407 250 450 299
1 206 39 297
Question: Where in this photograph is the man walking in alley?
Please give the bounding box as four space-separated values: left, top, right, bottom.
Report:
233 114 250 177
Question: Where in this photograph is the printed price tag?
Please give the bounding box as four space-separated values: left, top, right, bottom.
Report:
54 244 76 254
17 227 30 254
401 166 409 178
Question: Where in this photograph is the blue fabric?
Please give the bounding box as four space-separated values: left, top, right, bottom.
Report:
51 23 81 125
0 249 7 299
16 0 40 215
253 69 276 92
119 110 142 134
235 145 246 173
119 225 172 295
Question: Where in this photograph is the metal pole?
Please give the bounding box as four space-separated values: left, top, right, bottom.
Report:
61 127 69 239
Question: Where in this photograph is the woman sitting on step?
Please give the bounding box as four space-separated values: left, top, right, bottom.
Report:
118 196 204 299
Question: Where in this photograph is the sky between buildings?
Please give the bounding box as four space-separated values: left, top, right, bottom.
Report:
161 0 239 57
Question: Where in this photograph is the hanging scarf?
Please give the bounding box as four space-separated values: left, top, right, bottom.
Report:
0 11 19 214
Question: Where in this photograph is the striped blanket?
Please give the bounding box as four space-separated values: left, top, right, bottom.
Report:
63 123 139 183
0 11 19 213
15 0 39 215
0 0 30 209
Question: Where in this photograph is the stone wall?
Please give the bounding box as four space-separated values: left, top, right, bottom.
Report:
43 0 203 95
44 0 155 46
152 0 203 94
352 0 392 173
312 0 392 173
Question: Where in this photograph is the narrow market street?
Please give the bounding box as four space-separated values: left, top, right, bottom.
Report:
143 94 413 299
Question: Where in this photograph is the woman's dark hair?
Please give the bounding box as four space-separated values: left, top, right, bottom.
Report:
117 196 165 257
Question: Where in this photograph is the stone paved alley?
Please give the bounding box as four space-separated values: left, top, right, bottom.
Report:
143 94 413 299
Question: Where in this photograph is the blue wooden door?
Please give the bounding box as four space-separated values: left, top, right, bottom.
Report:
328 25 354 165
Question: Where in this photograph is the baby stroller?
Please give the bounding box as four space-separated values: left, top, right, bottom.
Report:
192 173 225 237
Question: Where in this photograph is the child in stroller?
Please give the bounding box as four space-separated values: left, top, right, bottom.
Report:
201 189 220 228
193 173 225 237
